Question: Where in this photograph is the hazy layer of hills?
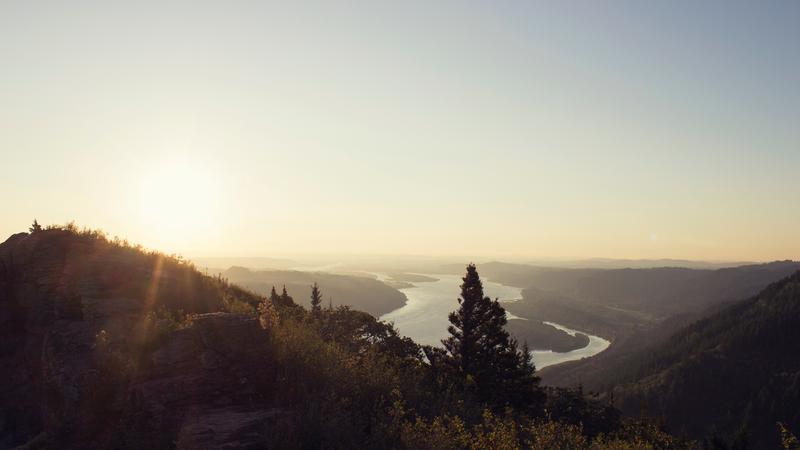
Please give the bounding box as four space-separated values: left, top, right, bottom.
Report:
524 258 755 270
480 260 800 339
220 266 407 317
192 256 298 270
477 261 800 312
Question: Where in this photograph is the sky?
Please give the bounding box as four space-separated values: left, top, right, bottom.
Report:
1 1 799 261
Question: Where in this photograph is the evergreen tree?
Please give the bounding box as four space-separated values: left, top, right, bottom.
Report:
443 264 486 378
269 286 280 304
310 282 323 314
278 284 295 307
29 219 42 233
442 264 543 414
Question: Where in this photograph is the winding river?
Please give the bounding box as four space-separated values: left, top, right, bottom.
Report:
378 274 610 369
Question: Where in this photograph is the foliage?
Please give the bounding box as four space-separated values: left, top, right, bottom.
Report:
140 305 191 350
221 287 258 315
310 282 323 314
258 295 279 330
544 386 621 438
28 219 42 233
317 305 421 361
440 264 544 416
780 422 800 450
264 316 427 448
394 408 691 450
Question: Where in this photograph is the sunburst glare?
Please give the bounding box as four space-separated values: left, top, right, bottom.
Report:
134 158 222 249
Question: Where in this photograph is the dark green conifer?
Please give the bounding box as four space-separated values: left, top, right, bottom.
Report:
443 264 486 377
442 264 543 414
310 282 322 314
278 284 295 307
269 286 280 304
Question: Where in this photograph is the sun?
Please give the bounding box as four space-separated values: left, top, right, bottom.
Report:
134 160 222 250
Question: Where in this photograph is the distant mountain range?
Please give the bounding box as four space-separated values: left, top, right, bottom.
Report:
191 256 298 270
480 260 800 319
525 258 757 270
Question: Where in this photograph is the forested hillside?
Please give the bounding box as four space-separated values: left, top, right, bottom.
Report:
605 272 800 448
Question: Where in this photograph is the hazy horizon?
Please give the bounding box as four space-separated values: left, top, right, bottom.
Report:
189 254 762 273
3 1 799 261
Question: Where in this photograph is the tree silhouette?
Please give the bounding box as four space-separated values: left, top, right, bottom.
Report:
310 282 322 314
443 264 485 378
442 264 543 414
277 285 295 307
269 286 280 304
29 219 42 233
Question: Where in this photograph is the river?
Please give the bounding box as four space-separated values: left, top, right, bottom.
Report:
378 274 610 369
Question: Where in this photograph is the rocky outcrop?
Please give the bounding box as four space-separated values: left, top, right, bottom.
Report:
0 231 279 449
126 313 280 449
0 231 145 447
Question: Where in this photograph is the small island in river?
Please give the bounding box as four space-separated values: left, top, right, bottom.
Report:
506 319 590 353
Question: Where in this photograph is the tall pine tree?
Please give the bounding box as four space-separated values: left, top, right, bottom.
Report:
269 286 280 304
443 264 486 378
310 282 322 314
277 285 295 307
442 264 543 414
269 285 305 322
29 219 42 233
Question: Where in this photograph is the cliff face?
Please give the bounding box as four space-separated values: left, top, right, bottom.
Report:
0 230 132 448
0 230 280 449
